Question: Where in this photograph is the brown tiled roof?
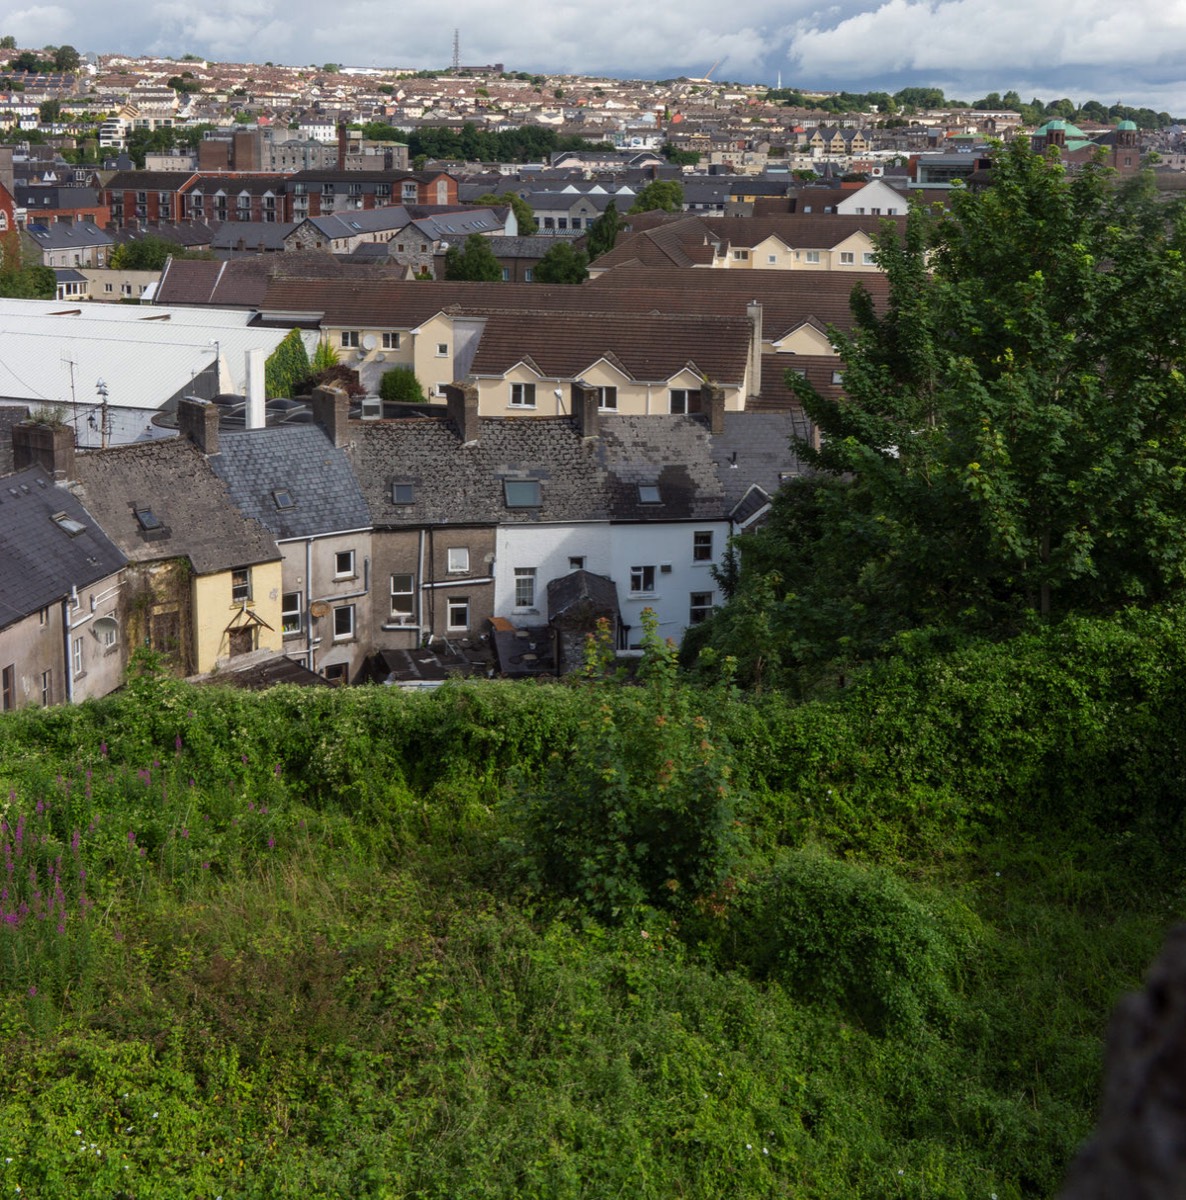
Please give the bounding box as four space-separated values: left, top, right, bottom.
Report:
752 354 846 413
469 310 750 385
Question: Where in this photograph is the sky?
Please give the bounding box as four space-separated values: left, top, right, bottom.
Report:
6 0 1186 115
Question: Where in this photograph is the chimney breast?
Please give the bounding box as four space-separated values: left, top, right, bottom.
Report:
444 382 480 443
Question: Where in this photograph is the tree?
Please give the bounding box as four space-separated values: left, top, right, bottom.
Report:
38 99 61 124
628 180 683 214
533 241 588 284
110 237 196 271
0 231 54 298
708 142 1186 681
52 44 79 72
0 37 15 51
379 367 427 403
310 339 340 373
444 232 503 281
264 329 311 399
585 200 623 260
470 191 535 232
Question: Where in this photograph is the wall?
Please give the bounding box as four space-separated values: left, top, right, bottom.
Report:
191 561 283 673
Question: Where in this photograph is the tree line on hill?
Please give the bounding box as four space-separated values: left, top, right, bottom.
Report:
764 85 1176 129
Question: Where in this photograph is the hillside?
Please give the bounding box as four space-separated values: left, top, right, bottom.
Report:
0 610 1182 1198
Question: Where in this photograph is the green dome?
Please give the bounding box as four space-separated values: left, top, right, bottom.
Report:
1116 119 1138 130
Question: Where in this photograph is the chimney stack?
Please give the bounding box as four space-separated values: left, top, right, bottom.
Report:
746 300 763 403
245 347 266 429
700 382 726 435
571 381 600 439
177 395 220 455
13 416 76 480
309 384 351 447
337 120 347 172
444 382 479 443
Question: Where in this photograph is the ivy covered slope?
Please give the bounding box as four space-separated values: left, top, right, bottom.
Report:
1 609 1183 1199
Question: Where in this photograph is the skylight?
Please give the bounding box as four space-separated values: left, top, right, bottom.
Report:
638 484 662 504
504 479 541 508
272 488 295 510
51 511 86 536
134 507 162 531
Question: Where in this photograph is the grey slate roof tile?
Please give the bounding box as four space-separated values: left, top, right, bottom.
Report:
211 426 371 540
0 466 126 631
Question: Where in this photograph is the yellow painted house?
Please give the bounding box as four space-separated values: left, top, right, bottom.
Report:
70 438 283 676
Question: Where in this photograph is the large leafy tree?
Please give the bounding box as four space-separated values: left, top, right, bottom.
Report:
444 232 503 282
707 142 1186 683
628 180 683 214
532 240 588 284
586 200 624 261
470 191 536 233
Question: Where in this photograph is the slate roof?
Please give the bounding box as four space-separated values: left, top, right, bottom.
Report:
547 569 619 624
595 415 725 520
24 222 114 251
0 466 126 632
211 425 371 540
349 415 610 528
707 411 809 514
69 439 279 574
210 222 296 253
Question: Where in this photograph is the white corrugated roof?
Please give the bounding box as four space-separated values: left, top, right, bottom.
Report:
0 299 312 413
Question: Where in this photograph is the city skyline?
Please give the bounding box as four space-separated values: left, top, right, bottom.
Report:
4 0 1185 116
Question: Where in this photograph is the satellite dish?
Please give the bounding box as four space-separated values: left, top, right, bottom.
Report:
309 601 331 619
362 334 377 351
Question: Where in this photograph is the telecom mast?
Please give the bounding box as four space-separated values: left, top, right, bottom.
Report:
452 30 460 73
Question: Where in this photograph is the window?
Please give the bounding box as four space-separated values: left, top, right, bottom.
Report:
805 250 820 264
73 637 84 676
509 382 536 408
41 670 51 707
831 370 844 385
231 568 252 603
524 269 534 282
272 488 295 510
839 251 855 265
568 556 585 571
390 573 415 620
382 332 400 349
333 604 355 640
596 385 617 411
504 479 541 508
436 342 448 357
767 254 777 264
135 506 162 531
392 482 415 504
95 617 118 650
282 592 302 635
323 662 348 685
630 565 656 594
862 252 876 266
693 530 714 562
690 591 714 624
732 249 749 261
447 547 469 574
1 665 13 711
638 484 661 504
38 607 48 627
340 331 360 348
669 389 702 415
447 596 469 630
334 550 356 579
514 567 536 609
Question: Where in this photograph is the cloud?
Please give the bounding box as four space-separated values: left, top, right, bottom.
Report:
5 5 74 46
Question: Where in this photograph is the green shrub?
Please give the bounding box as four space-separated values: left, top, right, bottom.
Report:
379 366 426 404
729 846 974 1034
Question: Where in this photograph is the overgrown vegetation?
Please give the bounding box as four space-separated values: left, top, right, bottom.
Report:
1 604 1181 1196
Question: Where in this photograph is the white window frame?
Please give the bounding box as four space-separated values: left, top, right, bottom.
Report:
390 573 415 620
334 549 356 579
630 565 656 595
436 342 449 357
839 251 855 265
596 385 618 411
510 382 536 409
382 332 400 349
804 250 821 264
447 547 469 574
231 567 252 604
333 604 355 641
447 596 469 631
690 591 714 624
693 530 714 563
340 331 360 348
73 636 84 676
514 567 536 609
282 592 302 635
862 251 876 266
669 388 699 415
